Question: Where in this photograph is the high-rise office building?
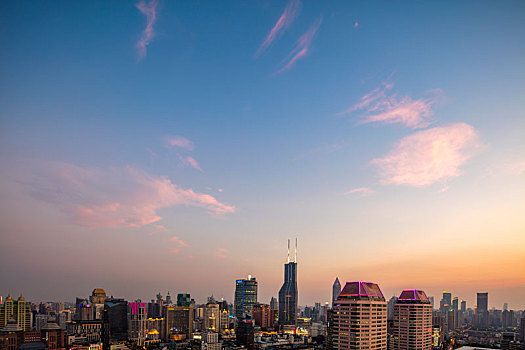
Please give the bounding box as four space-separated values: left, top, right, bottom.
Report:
163 305 193 341
234 276 258 319
270 297 278 311
476 292 489 327
452 297 459 311
252 304 273 329
103 298 128 348
460 300 466 313
236 319 254 350
332 281 387 350
477 293 488 312
519 317 525 342
166 292 172 305
440 292 451 313
0 295 31 331
393 290 432 350
388 296 398 320
332 278 341 306
428 296 434 310
278 239 298 327
204 300 220 331
128 301 147 346
177 293 191 307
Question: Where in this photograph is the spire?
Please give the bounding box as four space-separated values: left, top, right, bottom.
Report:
287 239 290 263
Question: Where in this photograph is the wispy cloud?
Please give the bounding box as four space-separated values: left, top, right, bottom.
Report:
214 248 228 259
165 136 194 151
255 0 301 57
178 154 202 171
372 123 479 187
277 16 322 73
136 0 159 61
24 162 235 228
340 82 440 129
168 236 189 253
344 187 376 196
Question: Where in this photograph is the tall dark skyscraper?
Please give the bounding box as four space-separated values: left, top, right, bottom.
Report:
177 293 191 307
477 292 488 312
332 277 341 306
278 239 298 327
234 276 258 319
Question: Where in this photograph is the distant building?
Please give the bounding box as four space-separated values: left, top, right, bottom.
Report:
165 292 172 305
252 304 273 329
0 317 66 350
332 278 341 306
278 239 298 327
387 296 398 320
270 297 278 311
163 305 193 341
236 319 254 350
332 281 387 350
477 293 488 312
177 293 191 307
234 276 258 319
102 298 128 348
204 300 220 331
128 301 147 346
520 317 525 342
393 290 432 350
0 296 31 331
461 300 466 313
440 292 451 313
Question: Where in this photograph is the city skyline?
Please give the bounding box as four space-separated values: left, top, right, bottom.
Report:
1 0 525 310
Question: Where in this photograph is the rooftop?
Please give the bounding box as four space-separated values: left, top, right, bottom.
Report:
338 281 385 301
397 289 431 304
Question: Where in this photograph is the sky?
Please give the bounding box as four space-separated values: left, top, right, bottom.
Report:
1 0 524 309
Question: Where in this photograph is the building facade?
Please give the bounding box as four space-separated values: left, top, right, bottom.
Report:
393 290 432 350
332 281 387 350
234 276 258 319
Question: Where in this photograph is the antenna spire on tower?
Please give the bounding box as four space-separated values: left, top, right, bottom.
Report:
287 239 290 263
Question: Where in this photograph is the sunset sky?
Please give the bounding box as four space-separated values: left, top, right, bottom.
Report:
1 0 524 309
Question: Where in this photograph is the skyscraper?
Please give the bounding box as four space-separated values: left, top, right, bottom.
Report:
278 239 298 327
177 293 191 307
393 290 432 350
332 281 387 350
0 295 31 331
440 291 451 313
477 292 488 312
460 300 466 312
332 278 341 306
234 276 258 319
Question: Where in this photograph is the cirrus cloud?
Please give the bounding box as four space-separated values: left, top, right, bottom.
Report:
341 82 440 129
277 16 322 73
255 0 301 57
23 161 235 228
165 136 194 151
344 187 376 196
136 0 159 61
168 236 189 253
372 123 479 187
214 248 228 259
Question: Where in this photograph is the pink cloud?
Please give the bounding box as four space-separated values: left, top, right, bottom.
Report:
372 123 479 187
341 82 440 129
168 236 189 253
165 136 194 150
136 0 159 61
255 0 301 57
277 16 322 73
354 21 359 28
26 162 235 228
344 187 376 196
214 248 228 259
178 154 202 171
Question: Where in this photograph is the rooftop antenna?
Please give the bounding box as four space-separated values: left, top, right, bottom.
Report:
294 237 297 263
287 239 290 263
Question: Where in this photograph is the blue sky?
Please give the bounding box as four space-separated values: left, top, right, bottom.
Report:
1 0 524 308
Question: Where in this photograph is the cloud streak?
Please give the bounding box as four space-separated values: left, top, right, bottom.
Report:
168 236 189 253
344 187 376 196
178 155 202 171
25 162 235 228
341 82 440 129
372 123 479 187
136 0 159 61
214 248 228 259
277 16 322 73
255 0 301 57
165 136 194 151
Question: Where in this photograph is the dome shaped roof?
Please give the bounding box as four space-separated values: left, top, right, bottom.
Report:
92 288 106 295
